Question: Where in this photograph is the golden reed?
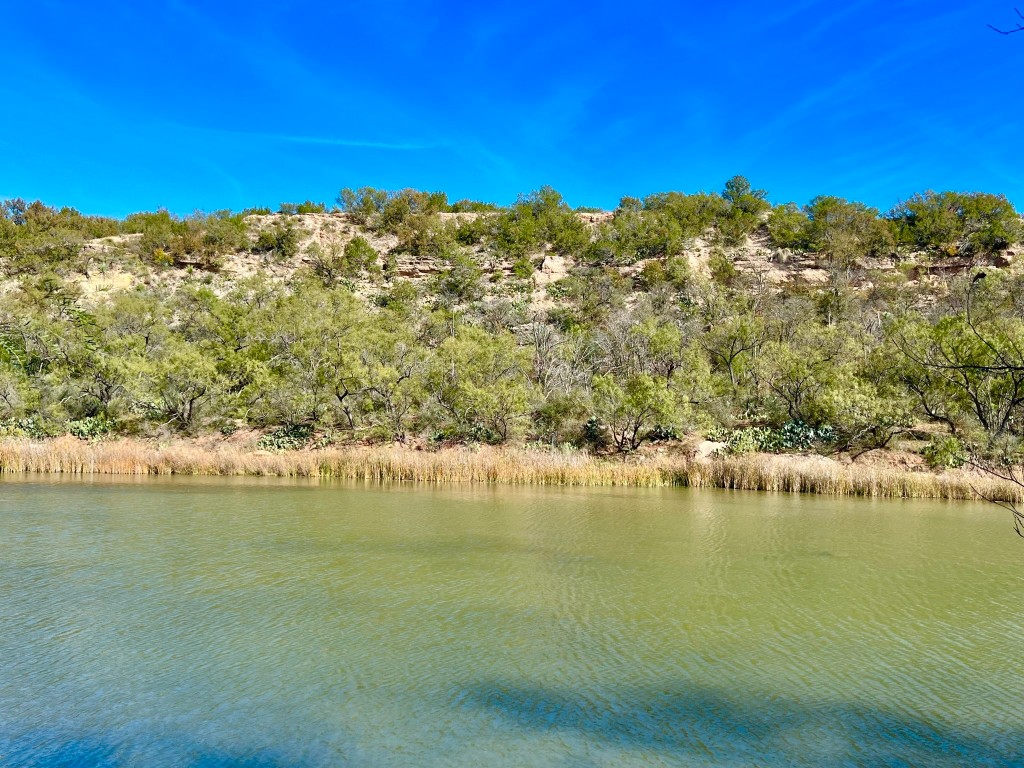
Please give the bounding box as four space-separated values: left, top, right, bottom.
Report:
0 437 1018 501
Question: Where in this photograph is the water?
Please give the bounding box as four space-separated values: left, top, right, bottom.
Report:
0 477 1021 767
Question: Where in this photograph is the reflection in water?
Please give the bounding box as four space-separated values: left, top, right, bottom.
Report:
0 478 1021 767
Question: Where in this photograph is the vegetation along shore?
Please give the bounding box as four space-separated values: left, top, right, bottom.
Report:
0 438 1019 503
3 179 1024 498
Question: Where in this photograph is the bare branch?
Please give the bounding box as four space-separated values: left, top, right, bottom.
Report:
967 456 1024 537
989 7 1024 34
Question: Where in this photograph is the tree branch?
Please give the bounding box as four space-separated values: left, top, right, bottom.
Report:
989 7 1024 34
967 457 1024 537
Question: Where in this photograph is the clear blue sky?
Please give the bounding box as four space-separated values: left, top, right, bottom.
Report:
2 1 1022 216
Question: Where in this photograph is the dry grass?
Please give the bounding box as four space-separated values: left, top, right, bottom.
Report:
681 453 1020 501
0 437 1019 502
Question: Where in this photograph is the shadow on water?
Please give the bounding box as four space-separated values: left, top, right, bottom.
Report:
5 681 1024 767
463 681 1024 767
0 730 329 768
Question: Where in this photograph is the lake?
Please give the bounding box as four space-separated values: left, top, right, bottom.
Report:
0 477 1021 767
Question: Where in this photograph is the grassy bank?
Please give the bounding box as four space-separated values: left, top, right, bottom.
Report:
0 437 1018 502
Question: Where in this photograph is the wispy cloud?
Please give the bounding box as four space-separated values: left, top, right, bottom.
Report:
175 124 439 152
265 133 436 151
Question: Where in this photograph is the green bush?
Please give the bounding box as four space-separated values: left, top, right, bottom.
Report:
257 424 314 451
344 236 379 276
0 416 53 439
802 196 894 264
921 435 968 469
66 416 114 440
709 250 737 285
581 417 611 450
279 201 326 215
643 191 727 240
491 187 590 259
336 187 388 224
767 203 808 249
450 199 500 213
511 254 535 278
432 251 484 304
253 219 302 260
337 188 450 232
708 421 835 454
647 425 680 442
455 217 490 245
888 191 1021 256
126 209 247 269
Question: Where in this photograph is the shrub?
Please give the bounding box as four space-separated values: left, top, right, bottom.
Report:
432 251 484 304
336 187 388 224
257 424 314 451
280 201 328 216
921 435 968 469
533 393 587 445
647 425 680 442
253 219 303 260
126 209 247 269
768 203 808 249
802 196 894 264
455 217 490 245
450 199 500 213
643 191 727 240
491 187 590 259
392 214 457 257
66 416 114 440
373 280 419 312
708 421 835 454
581 417 611 450
0 416 53 439
344 236 379 275
511 254 535 278
636 259 667 290
709 249 737 285
888 191 1021 256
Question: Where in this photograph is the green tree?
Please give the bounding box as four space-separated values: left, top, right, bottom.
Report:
250 286 370 430
767 203 808 249
432 250 484 305
492 187 590 259
803 196 893 265
718 175 770 245
890 301 1024 452
360 318 427 441
129 337 226 431
427 326 534 442
591 372 678 451
889 191 1021 257
336 187 389 225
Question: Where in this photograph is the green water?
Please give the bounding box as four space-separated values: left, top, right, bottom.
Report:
0 478 1021 767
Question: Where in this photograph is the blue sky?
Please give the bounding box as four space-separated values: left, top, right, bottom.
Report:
2 1 1022 216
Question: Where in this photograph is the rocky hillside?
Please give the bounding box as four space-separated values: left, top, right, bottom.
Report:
70 208 1020 313
2 187 1023 463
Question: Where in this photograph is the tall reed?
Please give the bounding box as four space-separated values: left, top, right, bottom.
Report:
0 437 1018 502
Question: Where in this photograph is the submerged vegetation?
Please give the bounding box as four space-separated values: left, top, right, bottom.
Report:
1 179 1024 495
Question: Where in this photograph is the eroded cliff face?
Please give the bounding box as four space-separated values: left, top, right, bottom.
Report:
69 210 1019 310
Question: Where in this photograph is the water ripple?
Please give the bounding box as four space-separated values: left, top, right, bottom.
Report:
0 479 1021 766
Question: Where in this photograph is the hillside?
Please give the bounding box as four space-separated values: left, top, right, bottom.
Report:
1 183 1023 478
69 208 1020 311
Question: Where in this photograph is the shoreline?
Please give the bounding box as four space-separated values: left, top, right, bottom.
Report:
0 437 1018 502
